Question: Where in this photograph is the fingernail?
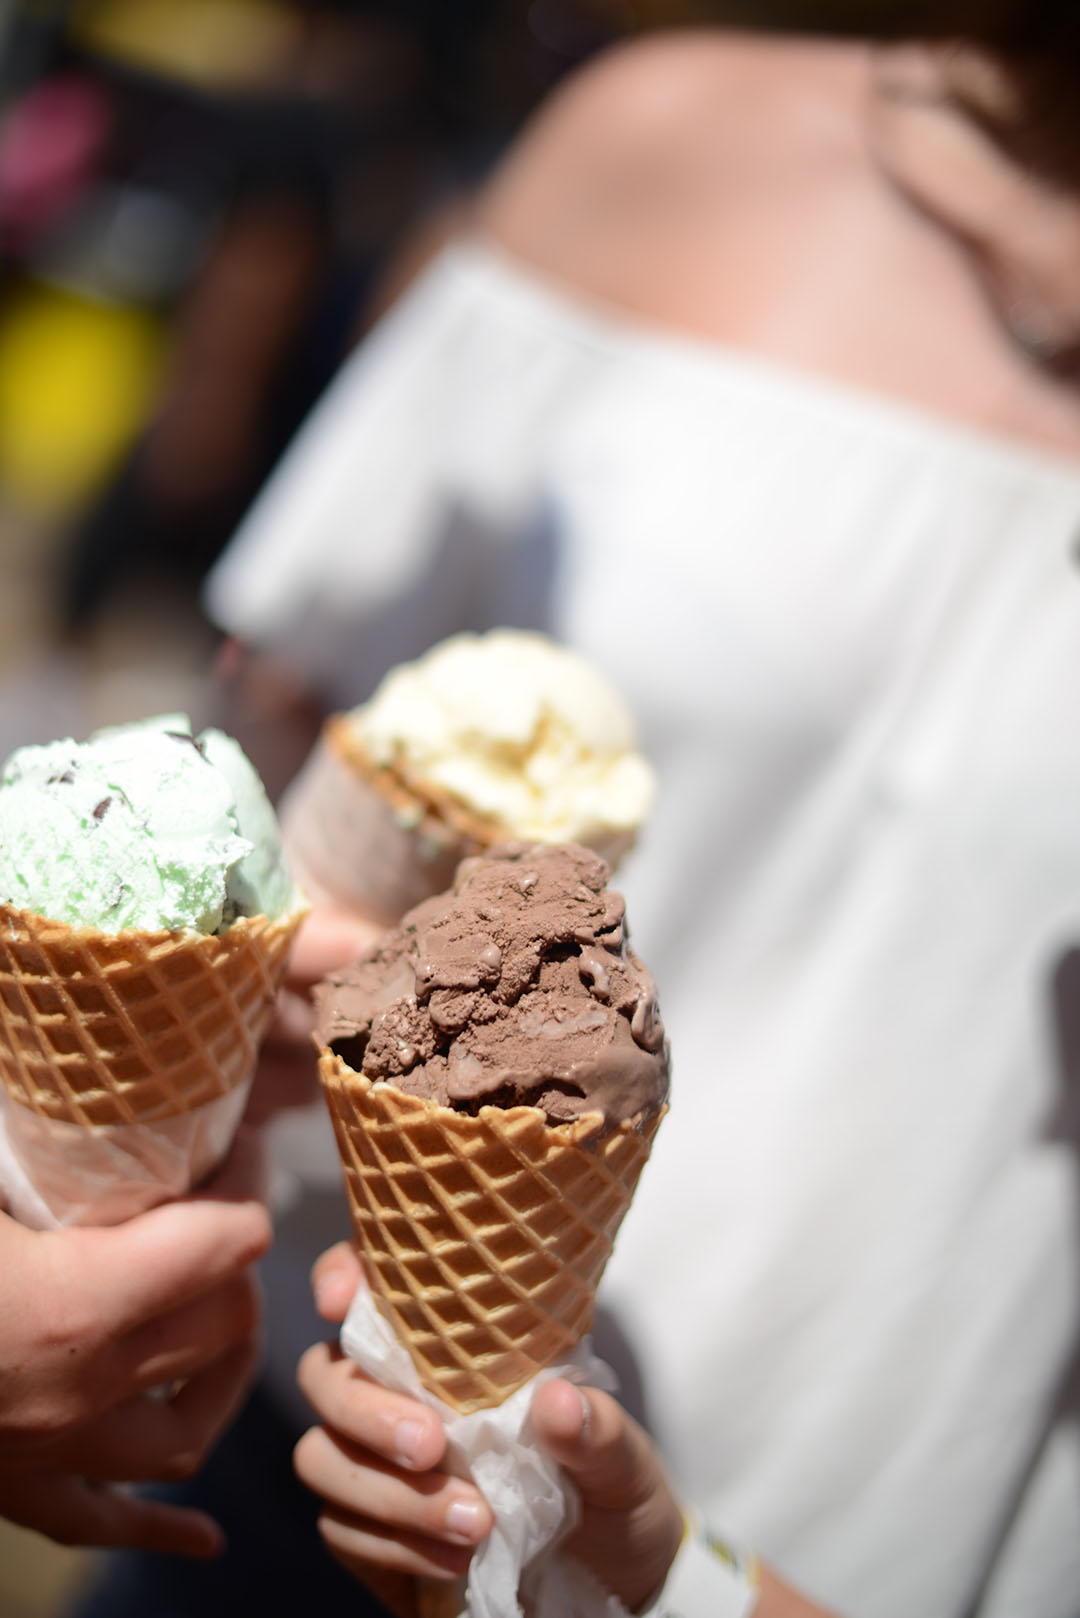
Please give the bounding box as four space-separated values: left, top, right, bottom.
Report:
577 1387 592 1440
394 1419 428 1467
444 1497 486 1544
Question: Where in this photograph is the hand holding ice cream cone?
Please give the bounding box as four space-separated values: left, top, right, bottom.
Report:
244 905 385 1126
0 1124 271 1555
297 1242 684 1618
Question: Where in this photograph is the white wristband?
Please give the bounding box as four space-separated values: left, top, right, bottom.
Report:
642 1509 761 1618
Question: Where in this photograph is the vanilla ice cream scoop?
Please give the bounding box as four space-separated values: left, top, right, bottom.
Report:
0 714 297 933
350 630 655 847
281 630 655 925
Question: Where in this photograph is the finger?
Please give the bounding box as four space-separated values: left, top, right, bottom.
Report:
245 1043 320 1125
318 1504 473 1585
185 1123 269 1208
293 1424 490 1548
287 909 385 988
57 1340 259 1484
310 1244 365 1324
532 1381 683 1612
270 986 317 1045
532 1382 658 1512
119 1272 260 1395
353 1567 421 1618
0 1473 224 1558
297 1342 444 1470
85 1153 271 1333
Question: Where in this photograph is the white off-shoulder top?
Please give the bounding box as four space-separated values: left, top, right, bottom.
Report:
208 241 1080 1618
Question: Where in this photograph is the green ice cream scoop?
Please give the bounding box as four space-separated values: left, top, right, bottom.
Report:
0 714 298 933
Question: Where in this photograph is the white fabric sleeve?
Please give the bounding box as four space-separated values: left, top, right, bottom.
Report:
203 244 561 707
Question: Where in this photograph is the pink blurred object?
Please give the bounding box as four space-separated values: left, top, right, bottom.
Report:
0 76 112 249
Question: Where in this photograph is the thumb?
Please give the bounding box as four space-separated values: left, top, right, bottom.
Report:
531 1381 660 1513
532 1381 685 1613
84 1139 272 1332
0 1472 224 1559
286 908 385 989
311 1241 364 1323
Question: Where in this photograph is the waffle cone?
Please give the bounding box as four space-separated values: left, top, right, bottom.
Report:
319 1049 663 1414
282 716 638 927
330 721 641 874
281 720 491 926
0 904 303 1129
329 718 504 851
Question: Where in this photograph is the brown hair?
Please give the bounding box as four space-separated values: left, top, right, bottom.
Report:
632 3 1080 182
914 1 1080 182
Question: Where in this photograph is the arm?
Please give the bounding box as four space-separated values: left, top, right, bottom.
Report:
0 1128 271 1556
295 1244 841 1618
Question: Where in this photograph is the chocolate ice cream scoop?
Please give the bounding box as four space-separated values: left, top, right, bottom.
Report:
315 843 669 1128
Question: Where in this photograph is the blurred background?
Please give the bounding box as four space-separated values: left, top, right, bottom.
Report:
0 0 943 1612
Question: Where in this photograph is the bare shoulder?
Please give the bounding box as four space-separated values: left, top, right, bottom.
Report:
476 29 868 272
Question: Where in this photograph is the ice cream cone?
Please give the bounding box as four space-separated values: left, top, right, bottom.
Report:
319 1050 664 1415
0 903 301 1129
281 717 494 927
280 632 654 928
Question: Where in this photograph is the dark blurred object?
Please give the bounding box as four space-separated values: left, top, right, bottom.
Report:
69 1381 394 1618
0 1 518 635
1 0 702 641
903 0 1080 186
60 151 334 630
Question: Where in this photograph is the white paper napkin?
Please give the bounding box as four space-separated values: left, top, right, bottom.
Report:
0 1083 250 1227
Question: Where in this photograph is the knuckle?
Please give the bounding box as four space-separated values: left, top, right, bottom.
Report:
5 1389 86 1446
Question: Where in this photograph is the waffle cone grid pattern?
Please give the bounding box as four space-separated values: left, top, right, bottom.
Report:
320 1052 661 1412
328 716 502 850
0 905 301 1127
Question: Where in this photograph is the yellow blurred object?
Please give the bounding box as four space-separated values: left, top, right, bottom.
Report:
69 0 302 91
0 1514 92 1618
0 282 166 519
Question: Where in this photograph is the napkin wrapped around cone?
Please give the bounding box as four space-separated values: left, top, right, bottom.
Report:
0 905 301 1226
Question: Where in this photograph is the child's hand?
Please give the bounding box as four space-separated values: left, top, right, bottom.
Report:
295 1243 683 1614
294 1340 493 1595
246 907 383 1124
529 1379 684 1613
0 1127 272 1556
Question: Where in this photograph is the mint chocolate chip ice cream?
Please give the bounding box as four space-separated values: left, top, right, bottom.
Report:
0 714 297 934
